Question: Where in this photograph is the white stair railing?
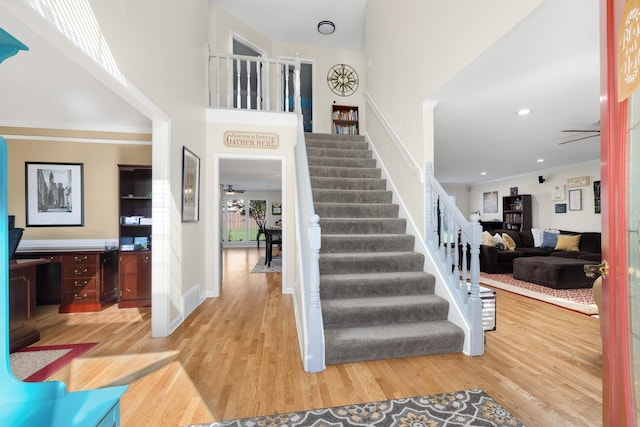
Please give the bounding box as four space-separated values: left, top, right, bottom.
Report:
291 59 325 372
424 162 484 356
208 52 297 112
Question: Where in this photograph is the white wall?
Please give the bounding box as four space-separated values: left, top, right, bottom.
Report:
205 110 297 296
363 0 543 236
460 160 601 232
90 0 210 330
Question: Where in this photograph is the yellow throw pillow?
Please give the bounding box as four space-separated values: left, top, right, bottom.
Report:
482 231 496 246
502 233 516 251
555 234 581 251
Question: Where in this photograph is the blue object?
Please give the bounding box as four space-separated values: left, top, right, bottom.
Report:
541 230 559 248
2 136 127 424
0 28 28 64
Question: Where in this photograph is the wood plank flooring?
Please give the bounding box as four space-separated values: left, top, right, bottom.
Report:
30 247 602 427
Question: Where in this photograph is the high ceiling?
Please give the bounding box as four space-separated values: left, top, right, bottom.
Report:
0 0 600 189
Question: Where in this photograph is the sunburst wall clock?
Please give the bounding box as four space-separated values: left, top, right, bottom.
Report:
327 63 359 97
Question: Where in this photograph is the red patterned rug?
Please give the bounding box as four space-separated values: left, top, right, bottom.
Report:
480 273 598 316
9 342 97 382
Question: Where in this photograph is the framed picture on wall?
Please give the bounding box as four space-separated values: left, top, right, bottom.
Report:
25 162 84 227
181 146 200 222
569 189 582 211
272 202 282 215
555 203 567 214
483 191 498 213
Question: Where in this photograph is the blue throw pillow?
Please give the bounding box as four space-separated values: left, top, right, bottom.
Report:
541 231 559 248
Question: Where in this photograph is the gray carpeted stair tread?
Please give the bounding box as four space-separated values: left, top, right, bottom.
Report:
319 252 425 274
311 176 387 191
309 166 381 179
315 203 399 219
319 218 407 234
313 189 391 203
308 156 377 169
306 139 369 151
322 294 450 328
321 234 415 253
320 271 435 299
307 147 372 159
305 132 365 142
324 321 465 364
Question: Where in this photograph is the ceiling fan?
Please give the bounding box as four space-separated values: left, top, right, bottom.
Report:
558 129 601 145
223 185 246 195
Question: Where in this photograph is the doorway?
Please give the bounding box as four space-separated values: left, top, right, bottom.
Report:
217 156 285 292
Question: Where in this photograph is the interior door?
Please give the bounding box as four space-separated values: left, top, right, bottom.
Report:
601 0 637 425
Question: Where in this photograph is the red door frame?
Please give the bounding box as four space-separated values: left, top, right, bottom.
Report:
600 0 635 425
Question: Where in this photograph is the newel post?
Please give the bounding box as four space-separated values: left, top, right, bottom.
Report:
467 213 484 355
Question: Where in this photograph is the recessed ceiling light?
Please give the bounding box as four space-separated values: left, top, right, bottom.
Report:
537 158 544 163
517 108 532 116
480 171 487 176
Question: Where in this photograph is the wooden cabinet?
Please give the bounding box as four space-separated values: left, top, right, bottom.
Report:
15 249 119 313
502 194 532 231
9 259 49 352
118 165 152 308
119 252 151 308
331 105 359 135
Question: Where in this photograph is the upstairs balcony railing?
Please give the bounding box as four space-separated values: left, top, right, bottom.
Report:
207 52 300 112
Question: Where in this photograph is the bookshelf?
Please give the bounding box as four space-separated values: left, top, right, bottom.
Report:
118 165 152 308
502 194 532 231
332 105 359 135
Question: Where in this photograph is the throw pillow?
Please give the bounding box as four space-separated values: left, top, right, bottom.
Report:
531 228 544 247
482 231 496 246
494 233 505 247
555 234 581 251
541 230 560 248
502 233 517 251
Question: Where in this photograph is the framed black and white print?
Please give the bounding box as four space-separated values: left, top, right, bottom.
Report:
181 146 200 222
25 162 84 227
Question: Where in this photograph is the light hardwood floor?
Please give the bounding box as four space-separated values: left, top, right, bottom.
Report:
31 247 602 427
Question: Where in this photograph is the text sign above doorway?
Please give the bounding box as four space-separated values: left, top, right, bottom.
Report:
224 131 279 149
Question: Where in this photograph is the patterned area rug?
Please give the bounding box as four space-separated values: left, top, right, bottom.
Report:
9 342 97 382
251 256 282 273
480 272 597 316
185 389 524 427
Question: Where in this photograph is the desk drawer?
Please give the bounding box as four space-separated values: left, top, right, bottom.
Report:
62 254 99 264
63 264 97 279
60 290 99 310
63 277 97 292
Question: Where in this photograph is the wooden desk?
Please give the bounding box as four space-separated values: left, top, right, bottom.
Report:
9 258 50 352
16 248 119 313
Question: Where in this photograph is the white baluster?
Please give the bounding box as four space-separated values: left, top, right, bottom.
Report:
235 58 241 109
256 59 262 111
226 58 232 108
245 59 251 109
264 62 271 111
215 56 221 108
284 63 290 112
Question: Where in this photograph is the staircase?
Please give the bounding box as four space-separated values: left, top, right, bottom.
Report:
305 132 464 365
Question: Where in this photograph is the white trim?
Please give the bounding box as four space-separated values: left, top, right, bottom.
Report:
4 134 151 145
182 284 202 319
212 153 288 296
206 108 296 126
0 120 151 135
18 238 118 251
364 91 422 179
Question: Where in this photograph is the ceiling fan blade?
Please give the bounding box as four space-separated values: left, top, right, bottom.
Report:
561 129 600 133
558 134 600 145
